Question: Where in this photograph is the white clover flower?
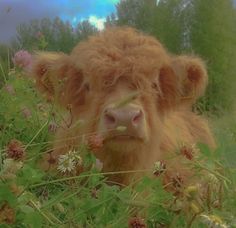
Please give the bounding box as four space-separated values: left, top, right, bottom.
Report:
57 149 82 173
57 157 76 173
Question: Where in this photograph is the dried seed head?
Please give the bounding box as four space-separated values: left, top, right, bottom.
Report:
128 216 147 228
0 203 15 224
6 139 25 161
180 144 195 160
172 173 184 189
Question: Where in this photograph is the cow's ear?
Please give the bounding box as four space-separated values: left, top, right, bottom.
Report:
171 56 208 107
157 65 179 111
32 52 67 101
32 52 85 108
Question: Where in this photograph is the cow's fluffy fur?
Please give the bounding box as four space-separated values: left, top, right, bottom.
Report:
32 27 216 186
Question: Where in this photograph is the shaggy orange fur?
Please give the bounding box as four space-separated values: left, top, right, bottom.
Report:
32 27 216 186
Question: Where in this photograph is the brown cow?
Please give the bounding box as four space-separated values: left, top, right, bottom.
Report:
32 27 216 186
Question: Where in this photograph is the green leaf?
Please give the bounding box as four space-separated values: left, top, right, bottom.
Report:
0 184 17 206
24 211 43 228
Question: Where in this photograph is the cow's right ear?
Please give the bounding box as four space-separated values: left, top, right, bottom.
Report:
32 52 68 101
32 52 87 110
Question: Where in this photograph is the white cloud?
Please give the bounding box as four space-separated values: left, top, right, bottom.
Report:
88 15 106 30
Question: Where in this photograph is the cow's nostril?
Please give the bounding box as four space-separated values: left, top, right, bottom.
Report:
132 110 143 125
104 112 116 125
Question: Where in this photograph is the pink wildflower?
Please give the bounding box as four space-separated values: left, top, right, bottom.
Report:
12 50 32 71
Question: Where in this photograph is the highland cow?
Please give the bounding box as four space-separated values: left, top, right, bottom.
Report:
32 27 215 186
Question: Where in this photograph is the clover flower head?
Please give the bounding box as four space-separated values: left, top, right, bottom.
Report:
12 50 32 71
57 155 76 173
6 139 25 160
128 216 146 228
153 160 166 176
180 143 199 160
57 149 82 173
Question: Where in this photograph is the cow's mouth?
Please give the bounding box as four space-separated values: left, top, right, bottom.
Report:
104 134 143 142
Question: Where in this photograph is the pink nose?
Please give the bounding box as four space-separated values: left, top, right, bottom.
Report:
103 106 143 129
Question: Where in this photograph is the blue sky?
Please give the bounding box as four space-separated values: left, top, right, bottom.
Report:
0 0 120 43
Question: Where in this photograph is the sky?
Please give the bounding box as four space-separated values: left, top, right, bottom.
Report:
0 0 236 44
0 0 120 43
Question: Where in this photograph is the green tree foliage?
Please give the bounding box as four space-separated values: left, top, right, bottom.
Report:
152 0 183 53
186 0 236 112
116 0 156 32
115 0 183 53
75 20 98 42
11 17 98 53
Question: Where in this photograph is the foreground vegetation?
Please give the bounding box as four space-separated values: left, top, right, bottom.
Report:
0 64 235 228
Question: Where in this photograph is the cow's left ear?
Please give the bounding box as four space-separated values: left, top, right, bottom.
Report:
171 55 208 107
157 65 180 111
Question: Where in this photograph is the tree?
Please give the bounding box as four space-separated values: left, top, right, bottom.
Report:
11 17 98 53
187 0 236 112
116 0 156 32
74 20 98 43
115 0 183 53
152 0 183 53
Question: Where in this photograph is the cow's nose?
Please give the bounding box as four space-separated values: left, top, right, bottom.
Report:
103 106 143 129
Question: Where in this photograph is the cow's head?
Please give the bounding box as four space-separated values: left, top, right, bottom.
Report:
32 27 208 159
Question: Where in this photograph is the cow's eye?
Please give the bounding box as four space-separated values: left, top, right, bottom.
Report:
84 83 90 91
